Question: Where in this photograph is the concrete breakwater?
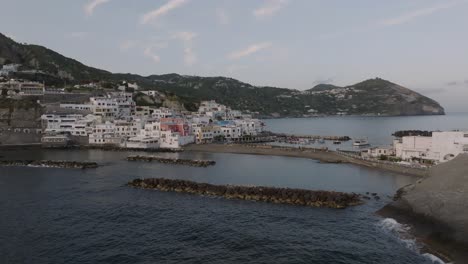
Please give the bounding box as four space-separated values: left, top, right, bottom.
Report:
0 160 98 169
270 132 351 141
127 156 216 167
127 178 362 209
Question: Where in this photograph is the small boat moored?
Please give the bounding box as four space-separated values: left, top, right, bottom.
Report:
353 139 370 147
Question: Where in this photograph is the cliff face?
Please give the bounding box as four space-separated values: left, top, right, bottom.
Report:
380 154 468 260
0 98 43 128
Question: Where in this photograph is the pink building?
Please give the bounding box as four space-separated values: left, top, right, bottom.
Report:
160 118 191 136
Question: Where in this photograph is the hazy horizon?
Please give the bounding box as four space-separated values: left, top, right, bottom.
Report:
1 0 468 111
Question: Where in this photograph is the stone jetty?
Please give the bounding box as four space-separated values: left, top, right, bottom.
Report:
270 132 351 141
127 155 216 167
0 160 98 169
127 178 362 209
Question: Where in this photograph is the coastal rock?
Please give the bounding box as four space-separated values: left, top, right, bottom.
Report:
127 156 215 167
0 160 98 169
379 154 468 260
127 178 362 209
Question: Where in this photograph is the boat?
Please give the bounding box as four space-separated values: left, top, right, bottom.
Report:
353 139 370 147
317 139 325 144
333 141 341 145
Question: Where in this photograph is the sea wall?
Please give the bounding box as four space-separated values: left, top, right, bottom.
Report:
0 160 98 169
0 130 42 145
127 156 216 167
127 178 362 209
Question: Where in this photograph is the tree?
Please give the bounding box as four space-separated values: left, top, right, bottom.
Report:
1 88 8 97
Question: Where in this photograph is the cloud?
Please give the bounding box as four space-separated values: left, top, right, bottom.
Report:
120 40 139 52
65 32 89 39
381 1 466 26
143 47 161 63
171 31 197 42
142 40 168 63
253 0 289 19
140 0 189 25
183 47 197 66
228 42 272 60
216 8 230 25
84 0 111 16
172 31 198 66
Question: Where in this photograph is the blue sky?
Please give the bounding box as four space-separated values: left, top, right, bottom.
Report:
1 0 468 111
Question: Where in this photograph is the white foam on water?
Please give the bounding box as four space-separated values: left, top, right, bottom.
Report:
377 218 423 258
422 253 447 264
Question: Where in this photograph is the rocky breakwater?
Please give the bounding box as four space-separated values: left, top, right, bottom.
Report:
0 160 98 169
378 154 468 262
127 155 216 167
127 178 362 209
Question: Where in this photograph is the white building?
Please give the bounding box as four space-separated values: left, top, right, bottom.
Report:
141 90 158 97
114 119 143 138
198 100 228 118
141 120 161 138
89 123 122 146
61 92 135 121
124 136 160 149
220 125 242 139
159 130 195 149
0 64 20 76
363 146 395 158
19 82 45 95
234 119 263 136
394 131 468 163
152 107 174 118
41 114 97 136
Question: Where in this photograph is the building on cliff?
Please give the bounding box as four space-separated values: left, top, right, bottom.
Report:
393 131 468 163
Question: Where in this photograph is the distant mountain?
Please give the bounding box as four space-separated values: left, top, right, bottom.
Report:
0 33 445 117
308 84 342 92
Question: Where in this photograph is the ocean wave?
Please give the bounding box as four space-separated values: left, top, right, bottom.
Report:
421 253 447 264
378 218 418 251
378 218 448 263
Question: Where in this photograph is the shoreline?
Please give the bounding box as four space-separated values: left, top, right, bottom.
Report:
0 143 428 176
185 144 428 177
186 144 348 163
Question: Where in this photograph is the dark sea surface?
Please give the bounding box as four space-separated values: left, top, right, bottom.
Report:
0 148 441 264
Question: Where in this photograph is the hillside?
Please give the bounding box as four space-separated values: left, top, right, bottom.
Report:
0 33 445 117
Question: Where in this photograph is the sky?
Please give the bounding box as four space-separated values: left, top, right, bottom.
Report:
1 0 468 112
